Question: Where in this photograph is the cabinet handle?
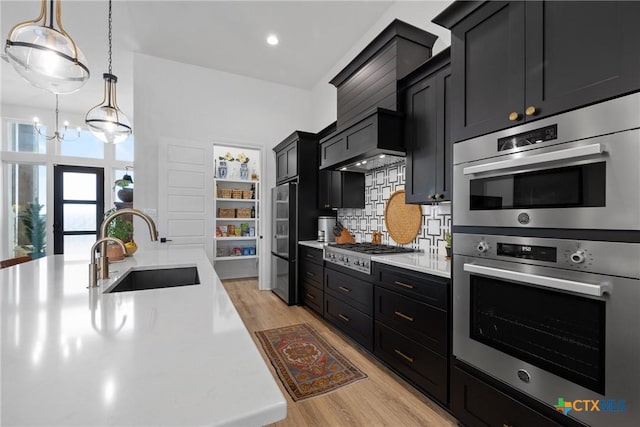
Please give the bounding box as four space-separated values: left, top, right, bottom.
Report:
306 253 315 259
394 311 414 322
508 111 521 121
324 204 331 208
394 280 414 289
502 424 514 427
434 193 443 200
525 105 537 116
394 349 414 363
306 293 315 299
306 271 315 277
338 286 351 293
428 194 435 200
338 314 350 322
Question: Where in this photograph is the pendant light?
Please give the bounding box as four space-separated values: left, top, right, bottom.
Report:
4 0 89 94
85 0 131 144
33 94 80 142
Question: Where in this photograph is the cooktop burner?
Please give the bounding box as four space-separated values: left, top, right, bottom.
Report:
329 243 419 255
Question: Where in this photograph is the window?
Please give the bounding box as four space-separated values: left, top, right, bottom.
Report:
8 123 46 154
60 130 105 159
6 163 47 258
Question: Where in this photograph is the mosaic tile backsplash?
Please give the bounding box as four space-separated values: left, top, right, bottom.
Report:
336 162 452 255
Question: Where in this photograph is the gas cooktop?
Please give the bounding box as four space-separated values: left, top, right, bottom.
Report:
329 243 418 255
324 243 420 274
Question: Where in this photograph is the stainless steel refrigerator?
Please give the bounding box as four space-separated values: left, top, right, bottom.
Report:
271 182 297 304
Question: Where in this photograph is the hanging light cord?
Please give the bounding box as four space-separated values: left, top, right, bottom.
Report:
108 0 113 75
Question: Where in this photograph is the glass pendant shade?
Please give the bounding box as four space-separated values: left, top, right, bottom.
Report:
5 1 90 94
85 73 132 144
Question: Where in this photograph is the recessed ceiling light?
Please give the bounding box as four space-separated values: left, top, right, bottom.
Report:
362 160 367 164
355 162 361 166
340 167 347 171
266 34 279 46
379 154 386 159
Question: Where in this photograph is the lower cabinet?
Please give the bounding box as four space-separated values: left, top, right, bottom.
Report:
452 363 585 427
374 322 448 403
299 245 324 316
323 266 374 351
325 294 373 350
373 262 450 406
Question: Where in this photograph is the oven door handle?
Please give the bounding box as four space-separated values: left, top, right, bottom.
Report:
462 143 604 175
463 263 611 297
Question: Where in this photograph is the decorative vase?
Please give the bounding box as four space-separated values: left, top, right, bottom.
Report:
240 162 249 180
218 160 228 179
106 243 125 262
445 246 452 258
117 188 133 203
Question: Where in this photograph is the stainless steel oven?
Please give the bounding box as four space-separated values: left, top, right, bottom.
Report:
453 92 640 230
453 233 640 427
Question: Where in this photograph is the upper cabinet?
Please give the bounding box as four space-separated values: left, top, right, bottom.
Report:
318 170 365 209
400 49 451 205
273 131 317 184
434 1 640 143
275 142 297 183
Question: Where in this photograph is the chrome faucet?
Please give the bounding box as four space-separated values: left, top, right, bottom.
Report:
89 237 125 288
97 208 159 280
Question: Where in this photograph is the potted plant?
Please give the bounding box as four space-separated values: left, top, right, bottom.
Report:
103 208 135 260
19 198 46 259
114 176 133 203
444 231 452 258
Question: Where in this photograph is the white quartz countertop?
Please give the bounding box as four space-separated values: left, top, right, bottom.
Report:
298 240 327 250
371 252 451 278
1 247 286 426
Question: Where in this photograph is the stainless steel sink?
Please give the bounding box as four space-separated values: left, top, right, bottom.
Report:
106 266 200 293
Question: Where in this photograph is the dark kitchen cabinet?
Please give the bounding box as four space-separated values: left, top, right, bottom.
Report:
323 265 374 351
452 362 587 427
434 1 640 142
275 142 297 183
274 131 318 184
299 245 324 316
318 170 365 209
373 262 451 406
401 49 451 204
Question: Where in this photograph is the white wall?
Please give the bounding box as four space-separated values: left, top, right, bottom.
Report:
133 53 312 286
309 1 453 132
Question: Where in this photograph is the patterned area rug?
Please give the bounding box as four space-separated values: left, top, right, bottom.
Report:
255 323 367 401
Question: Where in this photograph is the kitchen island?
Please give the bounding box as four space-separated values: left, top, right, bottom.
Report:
1 247 286 426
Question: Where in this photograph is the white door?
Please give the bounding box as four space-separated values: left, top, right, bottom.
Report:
158 137 213 256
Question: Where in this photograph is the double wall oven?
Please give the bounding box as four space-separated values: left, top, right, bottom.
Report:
453 93 640 427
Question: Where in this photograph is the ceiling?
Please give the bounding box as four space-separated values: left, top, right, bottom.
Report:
1 0 405 119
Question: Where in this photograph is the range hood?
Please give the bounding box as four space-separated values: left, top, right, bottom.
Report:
319 108 404 172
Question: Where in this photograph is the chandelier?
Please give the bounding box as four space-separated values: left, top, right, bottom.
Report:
33 94 80 142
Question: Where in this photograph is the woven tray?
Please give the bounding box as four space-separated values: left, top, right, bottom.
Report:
384 190 422 244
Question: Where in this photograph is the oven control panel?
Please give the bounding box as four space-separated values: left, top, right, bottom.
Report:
455 233 640 278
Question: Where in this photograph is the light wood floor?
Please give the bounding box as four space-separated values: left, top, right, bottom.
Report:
222 278 458 427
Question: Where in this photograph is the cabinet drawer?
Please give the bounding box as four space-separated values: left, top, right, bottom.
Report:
374 322 447 404
302 282 323 316
299 246 323 265
375 286 447 357
373 263 448 310
325 294 373 350
300 260 323 288
452 366 566 427
324 267 373 316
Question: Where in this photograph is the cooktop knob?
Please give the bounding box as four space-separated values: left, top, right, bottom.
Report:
477 241 489 253
570 250 586 264
344 257 349 263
